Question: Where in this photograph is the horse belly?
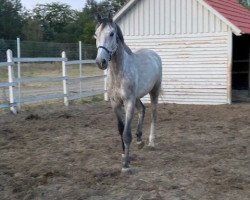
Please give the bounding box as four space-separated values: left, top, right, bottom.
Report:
137 77 159 98
136 65 161 98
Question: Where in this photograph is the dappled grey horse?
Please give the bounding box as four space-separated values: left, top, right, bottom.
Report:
95 13 162 172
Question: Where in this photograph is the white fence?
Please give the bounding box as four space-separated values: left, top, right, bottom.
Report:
0 49 105 114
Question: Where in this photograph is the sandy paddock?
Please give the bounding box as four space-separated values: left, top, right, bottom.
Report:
0 101 249 200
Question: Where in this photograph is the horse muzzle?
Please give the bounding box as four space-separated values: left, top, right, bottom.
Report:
96 58 108 70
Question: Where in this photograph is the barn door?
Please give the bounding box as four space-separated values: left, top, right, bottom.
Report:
232 34 250 102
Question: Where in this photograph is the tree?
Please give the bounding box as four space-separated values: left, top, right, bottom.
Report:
22 19 43 41
0 0 23 39
77 0 128 44
21 9 43 41
239 0 250 9
108 0 129 12
33 3 77 42
0 0 129 43
76 0 99 44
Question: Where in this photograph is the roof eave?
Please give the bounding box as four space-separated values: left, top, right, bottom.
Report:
198 0 242 36
114 0 138 22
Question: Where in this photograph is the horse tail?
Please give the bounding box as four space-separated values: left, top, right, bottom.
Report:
157 55 166 105
159 86 167 105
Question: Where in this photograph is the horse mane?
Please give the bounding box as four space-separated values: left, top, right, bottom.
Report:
115 23 133 55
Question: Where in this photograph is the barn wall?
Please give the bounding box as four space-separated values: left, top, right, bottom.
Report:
117 0 230 36
115 0 233 105
124 32 230 105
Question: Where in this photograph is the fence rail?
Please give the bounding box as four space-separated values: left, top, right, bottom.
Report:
0 61 14 67
0 49 105 114
13 57 67 63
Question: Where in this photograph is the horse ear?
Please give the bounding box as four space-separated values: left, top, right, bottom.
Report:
108 12 113 22
96 13 102 23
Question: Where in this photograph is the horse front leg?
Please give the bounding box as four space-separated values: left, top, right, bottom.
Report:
122 99 135 172
111 101 125 155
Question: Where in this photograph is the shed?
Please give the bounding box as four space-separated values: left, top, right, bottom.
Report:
113 0 250 105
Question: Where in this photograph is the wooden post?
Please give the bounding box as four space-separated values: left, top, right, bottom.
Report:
62 51 69 106
7 50 17 114
104 69 108 101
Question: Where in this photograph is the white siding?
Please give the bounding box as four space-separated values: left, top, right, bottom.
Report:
124 32 230 105
116 0 230 36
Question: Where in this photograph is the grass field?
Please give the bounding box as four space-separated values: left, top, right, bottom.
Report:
0 62 102 82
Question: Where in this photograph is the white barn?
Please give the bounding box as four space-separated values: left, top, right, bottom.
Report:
113 0 250 105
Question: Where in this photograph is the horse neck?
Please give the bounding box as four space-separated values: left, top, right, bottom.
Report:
109 42 127 76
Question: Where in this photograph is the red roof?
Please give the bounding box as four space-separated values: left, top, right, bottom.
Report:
205 0 250 34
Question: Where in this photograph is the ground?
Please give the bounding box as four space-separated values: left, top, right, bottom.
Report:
0 101 250 200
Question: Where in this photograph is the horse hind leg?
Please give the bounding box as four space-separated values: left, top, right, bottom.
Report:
135 99 145 149
148 83 160 148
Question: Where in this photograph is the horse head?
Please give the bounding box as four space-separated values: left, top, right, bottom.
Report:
94 12 118 70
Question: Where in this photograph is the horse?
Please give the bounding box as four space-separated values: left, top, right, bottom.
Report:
95 13 162 172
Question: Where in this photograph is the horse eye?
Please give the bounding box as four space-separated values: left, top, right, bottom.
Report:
110 32 114 37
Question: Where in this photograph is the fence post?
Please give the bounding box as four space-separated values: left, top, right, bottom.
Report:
104 69 108 101
17 37 21 109
7 50 17 114
79 41 82 99
62 51 69 106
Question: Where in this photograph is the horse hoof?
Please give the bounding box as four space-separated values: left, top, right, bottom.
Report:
148 142 155 148
148 143 155 150
137 141 145 149
121 167 132 174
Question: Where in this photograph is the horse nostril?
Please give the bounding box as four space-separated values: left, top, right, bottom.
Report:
96 58 107 70
102 59 107 66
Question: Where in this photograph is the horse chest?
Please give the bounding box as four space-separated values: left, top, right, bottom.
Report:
107 76 135 102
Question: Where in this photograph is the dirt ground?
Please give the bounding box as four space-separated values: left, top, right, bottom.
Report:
0 101 250 200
